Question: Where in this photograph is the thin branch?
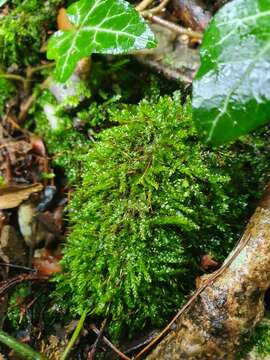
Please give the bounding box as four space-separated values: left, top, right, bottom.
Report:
145 14 203 39
27 63 55 76
0 73 30 89
125 331 159 354
18 78 50 123
88 319 107 360
135 0 154 12
137 57 193 84
0 73 28 83
90 324 131 360
0 262 34 272
0 273 49 297
141 0 171 16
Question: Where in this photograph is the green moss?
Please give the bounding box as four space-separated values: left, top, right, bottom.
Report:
0 78 15 117
0 0 62 68
34 112 90 184
32 87 117 183
45 92 270 339
6 284 65 332
7 285 30 329
238 317 270 359
31 62 158 183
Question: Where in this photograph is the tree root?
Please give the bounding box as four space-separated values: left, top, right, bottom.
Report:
146 181 270 359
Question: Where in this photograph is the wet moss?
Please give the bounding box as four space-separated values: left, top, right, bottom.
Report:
35 91 270 339
0 78 15 117
0 0 62 68
238 316 270 359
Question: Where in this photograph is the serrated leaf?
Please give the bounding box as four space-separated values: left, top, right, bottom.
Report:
47 0 156 82
192 0 270 145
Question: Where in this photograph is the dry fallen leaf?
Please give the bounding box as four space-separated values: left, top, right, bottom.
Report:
30 135 46 157
200 254 218 270
1 140 32 165
57 7 75 30
0 225 26 264
0 183 43 210
33 249 62 275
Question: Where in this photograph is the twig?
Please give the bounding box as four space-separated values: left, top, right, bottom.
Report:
124 330 159 354
0 73 30 89
141 0 170 16
90 324 131 360
18 78 50 122
28 62 55 75
135 0 154 12
0 273 49 297
135 233 252 359
0 330 46 360
145 14 203 39
136 57 193 84
3 151 12 184
3 113 26 133
87 319 107 360
60 310 88 360
0 262 34 272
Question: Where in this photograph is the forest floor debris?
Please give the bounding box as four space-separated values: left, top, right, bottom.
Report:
1 0 270 359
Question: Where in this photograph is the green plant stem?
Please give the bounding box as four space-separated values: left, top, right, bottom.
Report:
0 330 46 360
60 310 88 360
29 63 55 74
0 73 29 87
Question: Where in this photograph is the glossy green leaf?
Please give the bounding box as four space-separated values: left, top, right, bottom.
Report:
47 0 156 82
192 0 270 145
0 0 8 6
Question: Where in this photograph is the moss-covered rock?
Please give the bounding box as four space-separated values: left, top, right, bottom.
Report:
40 92 270 338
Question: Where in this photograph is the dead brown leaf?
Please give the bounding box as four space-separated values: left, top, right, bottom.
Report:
0 183 43 210
0 140 32 165
30 136 46 157
200 254 218 270
57 7 75 30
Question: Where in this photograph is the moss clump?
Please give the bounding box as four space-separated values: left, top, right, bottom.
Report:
238 317 270 359
7 284 30 329
49 92 270 339
0 0 62 68
32 88 113 184
0 78 15 117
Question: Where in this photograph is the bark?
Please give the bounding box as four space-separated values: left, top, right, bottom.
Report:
136 24 200 84
146 182 270 360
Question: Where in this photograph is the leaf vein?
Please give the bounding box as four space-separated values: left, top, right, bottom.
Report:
207 38 270 142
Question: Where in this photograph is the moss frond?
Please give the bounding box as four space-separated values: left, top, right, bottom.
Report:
49 93 270 338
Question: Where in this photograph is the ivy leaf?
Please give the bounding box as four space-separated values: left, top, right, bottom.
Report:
47 0 156 82
0 0 8 6
192 0 270 145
